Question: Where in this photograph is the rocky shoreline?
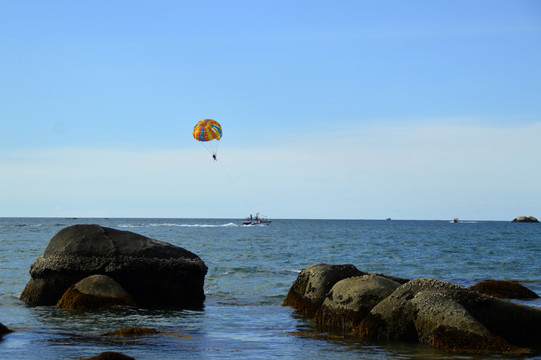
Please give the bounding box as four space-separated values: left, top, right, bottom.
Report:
283 264 541 355
3 226 540 358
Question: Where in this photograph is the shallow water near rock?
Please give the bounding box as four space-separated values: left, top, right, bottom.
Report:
1 218 540 359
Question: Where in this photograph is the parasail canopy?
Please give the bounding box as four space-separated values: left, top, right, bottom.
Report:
193 119 222 142
193 119 222 158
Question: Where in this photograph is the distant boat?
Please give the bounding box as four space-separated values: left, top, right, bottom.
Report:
452 218 459 223
242 213 271 226
386 218 391 221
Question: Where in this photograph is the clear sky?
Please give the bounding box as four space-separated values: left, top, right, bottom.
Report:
1 0 540 220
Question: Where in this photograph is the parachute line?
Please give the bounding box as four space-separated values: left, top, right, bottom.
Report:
217 157 253 213
192 119 253 214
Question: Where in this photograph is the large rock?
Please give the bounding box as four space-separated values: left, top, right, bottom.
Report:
282 264 365 315
411 291 528 354
57 274 136 309
20 224 207 307
469 280 540 299
315 274 401 331
354 278 541 353
512 216 539 223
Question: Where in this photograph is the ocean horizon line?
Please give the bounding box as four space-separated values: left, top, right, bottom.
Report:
0 216 520 222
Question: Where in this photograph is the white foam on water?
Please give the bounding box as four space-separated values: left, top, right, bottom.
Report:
118 222 239 228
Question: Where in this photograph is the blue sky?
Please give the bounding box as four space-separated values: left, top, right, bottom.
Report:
1 0 540 220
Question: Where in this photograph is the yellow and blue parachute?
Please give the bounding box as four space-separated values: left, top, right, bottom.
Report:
193 119 222 158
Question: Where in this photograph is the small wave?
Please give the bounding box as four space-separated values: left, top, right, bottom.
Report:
220 268 301 276
279 269 301 275
118 222 238 228
1 223 44 228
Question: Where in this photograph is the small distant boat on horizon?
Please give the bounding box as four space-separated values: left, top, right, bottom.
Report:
242 213 271 226
452 218 459 223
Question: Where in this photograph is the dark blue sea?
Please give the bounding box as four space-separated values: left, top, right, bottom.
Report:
1 218 540 359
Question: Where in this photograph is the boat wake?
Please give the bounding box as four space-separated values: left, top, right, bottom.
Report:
118 223 239 228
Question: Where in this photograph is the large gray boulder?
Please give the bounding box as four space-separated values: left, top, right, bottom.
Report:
283 264 365 315
355 278 541 354
410 291 528 354
315 274 401 331
20 224 207 308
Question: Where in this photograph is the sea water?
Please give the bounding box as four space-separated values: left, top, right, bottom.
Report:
0 218 540 359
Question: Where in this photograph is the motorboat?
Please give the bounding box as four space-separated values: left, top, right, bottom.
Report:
242 213 271 226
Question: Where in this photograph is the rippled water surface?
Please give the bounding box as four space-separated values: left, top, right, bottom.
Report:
1 218 540 359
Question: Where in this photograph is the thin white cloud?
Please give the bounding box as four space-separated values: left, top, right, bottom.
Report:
1 122 540 219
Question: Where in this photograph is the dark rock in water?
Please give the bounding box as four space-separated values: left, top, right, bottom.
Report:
512 216 539 223
470 280 540 300
102 326 161 337
80 352 135 360
20 224 207 307
283 264 365 315
0 322 13 336
315 274 401 332
57 274 136 309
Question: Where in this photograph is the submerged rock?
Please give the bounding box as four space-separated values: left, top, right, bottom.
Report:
80 352 135 360
20 224 207 308
102 326 161 337
57 274 136 309
512 216 539 223
469 280 540 300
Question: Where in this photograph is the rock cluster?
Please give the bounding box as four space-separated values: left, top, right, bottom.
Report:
512 216 539 223
284 264 541 355
20 224 207 308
